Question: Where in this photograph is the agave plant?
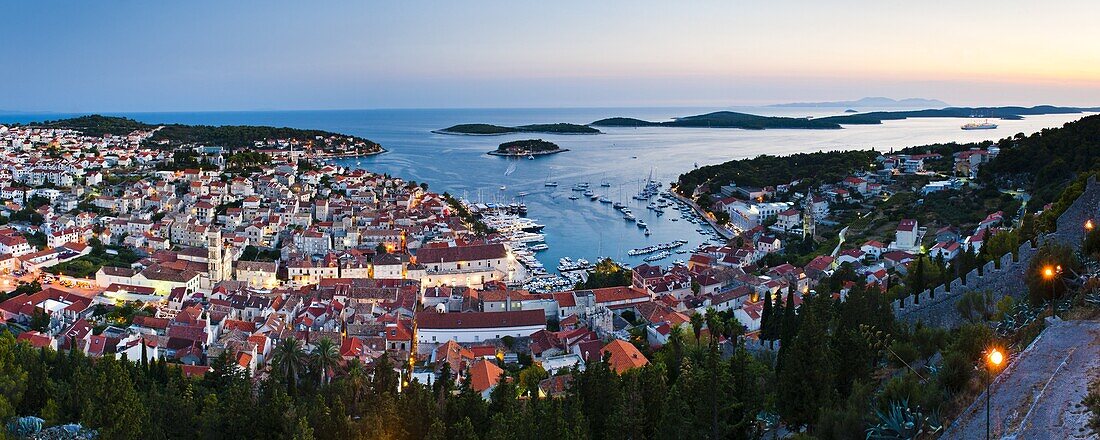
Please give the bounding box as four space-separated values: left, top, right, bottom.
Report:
7 416 44 436
866 398 943 440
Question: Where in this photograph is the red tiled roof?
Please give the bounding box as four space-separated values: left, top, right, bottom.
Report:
602 339 649 374
468 358 504 393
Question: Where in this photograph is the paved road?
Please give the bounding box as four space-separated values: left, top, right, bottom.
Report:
943 320 1100 439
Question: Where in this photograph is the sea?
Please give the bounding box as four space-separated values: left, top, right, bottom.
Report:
0 107 1089 271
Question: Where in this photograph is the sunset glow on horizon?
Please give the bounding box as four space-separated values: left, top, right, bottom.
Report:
3 0 1100 111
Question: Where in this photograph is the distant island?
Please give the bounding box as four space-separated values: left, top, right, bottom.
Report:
770 96 950 108
591 111 842 130
813 105 1100 125
591 105 1100 131
434 123 600 135
488 139 568 157
23 114 385 156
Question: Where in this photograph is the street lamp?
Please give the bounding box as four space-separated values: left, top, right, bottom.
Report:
986 348 1005 440
1087 219 1095 232
1043 265 1063 318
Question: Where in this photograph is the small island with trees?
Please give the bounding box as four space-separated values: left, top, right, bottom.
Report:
435 122 600 135
487 139 568 157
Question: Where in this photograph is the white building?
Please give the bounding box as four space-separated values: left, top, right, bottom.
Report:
416 309 545 346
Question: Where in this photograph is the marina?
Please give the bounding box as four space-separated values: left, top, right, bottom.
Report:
87 107 1086 273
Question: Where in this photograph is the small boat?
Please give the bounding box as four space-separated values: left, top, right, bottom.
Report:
583 190 594 197
529 243 549 251
568 195 579 200
499 185 507 191
589 194 600 201
528 155 535 160
517 192 529 197
637 221 648 228
544 181 558 187
644 228 651 236
599 196 612 204
613 201 625 209
623 212 636 221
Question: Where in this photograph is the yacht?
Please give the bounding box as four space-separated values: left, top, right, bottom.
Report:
583 190 594 197
599 196 612 204
568 194 579 200
623 212 636 221
961 120 998 130
637 221 648 228
545 181 558 187
529 243 549 251
517 192 530 197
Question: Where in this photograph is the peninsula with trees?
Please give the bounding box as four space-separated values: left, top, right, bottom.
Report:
23 114 385 156
434 122 600 135
487 139 567 157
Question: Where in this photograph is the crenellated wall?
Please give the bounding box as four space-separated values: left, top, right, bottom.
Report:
892 176 1100 328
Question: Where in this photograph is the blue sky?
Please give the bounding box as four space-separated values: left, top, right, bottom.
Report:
3 0 1099 112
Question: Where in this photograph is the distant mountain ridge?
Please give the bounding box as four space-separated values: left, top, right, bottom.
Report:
770 96 949 108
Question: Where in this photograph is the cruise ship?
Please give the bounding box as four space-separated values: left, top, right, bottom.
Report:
961 121 998 130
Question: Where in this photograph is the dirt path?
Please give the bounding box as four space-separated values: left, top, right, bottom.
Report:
942 319 1100 439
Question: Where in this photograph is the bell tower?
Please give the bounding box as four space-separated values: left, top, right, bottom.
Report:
208 229 224 283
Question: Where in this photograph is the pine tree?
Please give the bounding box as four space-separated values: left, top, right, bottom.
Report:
777 293 837 432
761 291 773 340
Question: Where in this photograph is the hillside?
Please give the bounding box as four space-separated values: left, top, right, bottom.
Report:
435 123 600 135
592 111 841 130
676 150 881 197
24 115 384 153
592 105 1099 131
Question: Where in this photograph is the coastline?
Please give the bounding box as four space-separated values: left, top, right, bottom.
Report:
487 148 569 157
311 147 387 158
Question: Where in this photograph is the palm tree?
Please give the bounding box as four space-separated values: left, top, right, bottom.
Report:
690 313 704 344
311 337 340 386
271 336 307 393
345 358 367 411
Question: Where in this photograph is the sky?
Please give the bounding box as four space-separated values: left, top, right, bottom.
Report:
2 0 1100 112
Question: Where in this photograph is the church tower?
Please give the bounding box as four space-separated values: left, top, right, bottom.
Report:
801 194 816 239
208 229 224 283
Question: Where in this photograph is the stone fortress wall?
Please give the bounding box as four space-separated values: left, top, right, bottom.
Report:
893 176 1100 328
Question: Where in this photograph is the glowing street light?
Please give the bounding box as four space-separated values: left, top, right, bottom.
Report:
986 347 1005 440
1087 219 1095 232
1043 265 1063 318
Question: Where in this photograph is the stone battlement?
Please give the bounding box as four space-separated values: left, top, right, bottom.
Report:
893 176 1100 328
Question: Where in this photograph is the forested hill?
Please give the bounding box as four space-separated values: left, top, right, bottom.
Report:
676 150 881 197
592 105 1099 130
592 111 842 130
25 115 384 152
434 123 600 135
979 113 1100 206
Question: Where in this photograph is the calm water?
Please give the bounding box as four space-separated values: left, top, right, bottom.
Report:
1 107 1090 270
